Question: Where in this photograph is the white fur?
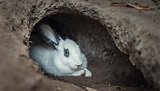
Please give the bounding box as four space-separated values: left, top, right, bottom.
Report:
30 24 92 77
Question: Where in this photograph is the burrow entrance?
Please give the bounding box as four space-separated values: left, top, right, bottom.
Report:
29 13 149 90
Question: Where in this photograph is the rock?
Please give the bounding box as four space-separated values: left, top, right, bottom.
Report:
86 87 97 91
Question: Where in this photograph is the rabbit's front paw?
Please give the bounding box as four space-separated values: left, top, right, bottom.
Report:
71 70 85 76
84 69 92 77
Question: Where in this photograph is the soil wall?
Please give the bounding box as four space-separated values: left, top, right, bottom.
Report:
0 0 160 91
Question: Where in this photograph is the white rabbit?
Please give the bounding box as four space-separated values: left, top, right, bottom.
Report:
29 24 92 77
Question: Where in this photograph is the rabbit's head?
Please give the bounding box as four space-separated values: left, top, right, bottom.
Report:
39 24 84 70
57 39 84 69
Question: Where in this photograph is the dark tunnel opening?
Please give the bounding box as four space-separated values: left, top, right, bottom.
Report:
29 13 148 89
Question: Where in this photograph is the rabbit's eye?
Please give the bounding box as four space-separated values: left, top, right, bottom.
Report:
64 48 69 57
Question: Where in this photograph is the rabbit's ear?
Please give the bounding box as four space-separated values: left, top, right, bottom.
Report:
39 24 61 46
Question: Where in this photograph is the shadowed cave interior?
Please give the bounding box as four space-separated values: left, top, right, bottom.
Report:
29 13 149 90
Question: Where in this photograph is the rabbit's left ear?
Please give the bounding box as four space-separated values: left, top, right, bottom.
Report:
39 24 61 47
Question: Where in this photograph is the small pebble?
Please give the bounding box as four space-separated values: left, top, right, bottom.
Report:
85 87 97 91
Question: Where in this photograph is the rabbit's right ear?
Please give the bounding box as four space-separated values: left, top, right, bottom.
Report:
39 24 61 46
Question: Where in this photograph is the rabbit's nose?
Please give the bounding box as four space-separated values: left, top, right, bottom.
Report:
76 64 81 67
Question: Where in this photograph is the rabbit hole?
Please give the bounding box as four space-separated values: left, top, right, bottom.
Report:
29 13 148 90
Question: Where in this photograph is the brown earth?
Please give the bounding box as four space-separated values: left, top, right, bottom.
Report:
0 0 160 91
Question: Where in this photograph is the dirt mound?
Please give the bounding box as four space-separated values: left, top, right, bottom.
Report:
0 0 160 91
